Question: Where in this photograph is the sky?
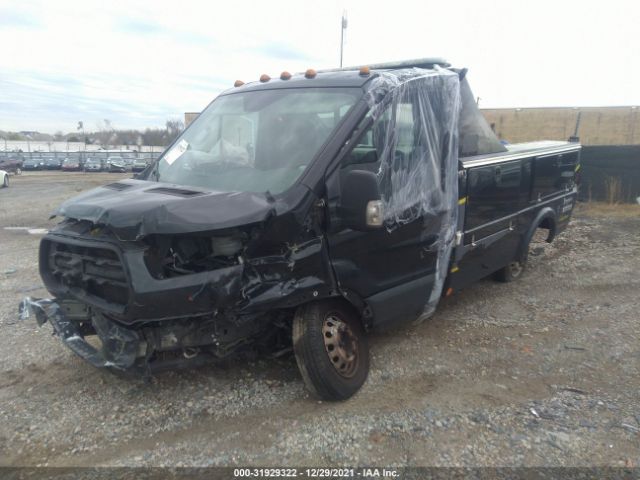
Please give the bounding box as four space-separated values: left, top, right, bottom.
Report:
0 0 638 134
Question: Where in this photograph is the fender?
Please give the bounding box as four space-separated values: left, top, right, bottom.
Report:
519 207 556 259
337 288 370 328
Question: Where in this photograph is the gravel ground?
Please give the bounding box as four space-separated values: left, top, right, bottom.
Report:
0 171 639 467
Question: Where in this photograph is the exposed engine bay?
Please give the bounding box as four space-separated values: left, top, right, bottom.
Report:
143 231 245 279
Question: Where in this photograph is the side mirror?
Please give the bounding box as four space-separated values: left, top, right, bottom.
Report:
340 170 384 231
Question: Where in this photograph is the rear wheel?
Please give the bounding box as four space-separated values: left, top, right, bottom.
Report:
494 238 530 282
2 175 8 187
293 300 369 401
494 259 525 282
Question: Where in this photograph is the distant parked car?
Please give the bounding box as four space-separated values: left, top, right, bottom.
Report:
131 158 149 172
107 156 124 165
62 158 81 171
22 158 45 171
0 158 23 175
84 158 103 172
0 169 9 187
107 159 128 173
44 158 62 170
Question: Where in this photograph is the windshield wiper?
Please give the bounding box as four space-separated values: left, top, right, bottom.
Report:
264 190 275 203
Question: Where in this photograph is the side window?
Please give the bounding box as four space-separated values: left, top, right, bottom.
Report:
395 103 415 155
388 101 424 178
340 100 426 213
340 107 392 173
338 92 450 226
339 102 419 172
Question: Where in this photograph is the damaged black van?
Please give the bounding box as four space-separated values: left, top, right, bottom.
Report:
21 59 580 400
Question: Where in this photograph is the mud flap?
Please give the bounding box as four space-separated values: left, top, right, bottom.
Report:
19 297 140 370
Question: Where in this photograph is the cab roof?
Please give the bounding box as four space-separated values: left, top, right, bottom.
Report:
222 57 450 94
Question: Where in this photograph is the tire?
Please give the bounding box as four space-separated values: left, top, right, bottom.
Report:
293 299 369 401
494 239 529 283
2 175 8 188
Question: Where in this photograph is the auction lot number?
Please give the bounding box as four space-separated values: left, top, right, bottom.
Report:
234 468 398 478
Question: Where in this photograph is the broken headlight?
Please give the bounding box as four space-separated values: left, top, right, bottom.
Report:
143 231 245 278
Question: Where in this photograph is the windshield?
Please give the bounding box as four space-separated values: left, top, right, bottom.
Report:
156 87 360 194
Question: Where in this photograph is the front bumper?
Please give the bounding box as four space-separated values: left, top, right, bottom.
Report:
19 297 141 370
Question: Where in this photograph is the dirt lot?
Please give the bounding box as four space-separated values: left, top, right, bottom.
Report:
0 171 639 467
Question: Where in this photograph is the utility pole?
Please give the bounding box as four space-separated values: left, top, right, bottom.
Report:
569 110 582 143
78 121 85 146
340 11 348 68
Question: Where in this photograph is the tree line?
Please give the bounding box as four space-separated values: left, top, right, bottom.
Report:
1 119 185 147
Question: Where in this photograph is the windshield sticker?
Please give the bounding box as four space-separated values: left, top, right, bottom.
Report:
163 139 189 165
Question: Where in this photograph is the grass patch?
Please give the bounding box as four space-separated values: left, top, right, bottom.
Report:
576 201 640 218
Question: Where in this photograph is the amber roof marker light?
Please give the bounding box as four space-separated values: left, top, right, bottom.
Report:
259 74 271 83
280 71 292 80
304 68 317 79
233 80 245 87
359 66 370 76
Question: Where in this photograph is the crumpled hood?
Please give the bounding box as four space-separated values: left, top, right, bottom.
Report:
53 179 276 240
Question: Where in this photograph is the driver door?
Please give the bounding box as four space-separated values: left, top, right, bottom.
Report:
326 96 445 329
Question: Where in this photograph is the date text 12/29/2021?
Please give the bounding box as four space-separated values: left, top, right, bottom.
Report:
233 468 399 478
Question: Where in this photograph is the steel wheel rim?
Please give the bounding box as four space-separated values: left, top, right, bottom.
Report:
322 313 359 378
509 261 523 278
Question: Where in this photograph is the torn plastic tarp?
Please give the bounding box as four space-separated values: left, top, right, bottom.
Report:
19 297 140 369
364 67 461 316
458 76 507 157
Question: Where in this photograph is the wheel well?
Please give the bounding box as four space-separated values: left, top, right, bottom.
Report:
320 295 369 331
295 295 365 324
335 296 366 326
537 216 556 243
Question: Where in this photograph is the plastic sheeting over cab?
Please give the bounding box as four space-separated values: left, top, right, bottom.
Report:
328 67 462 320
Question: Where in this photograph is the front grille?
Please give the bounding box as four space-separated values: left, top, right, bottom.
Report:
46 240 129 307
